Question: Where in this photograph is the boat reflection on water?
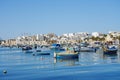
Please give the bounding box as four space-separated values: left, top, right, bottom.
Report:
54 58 79 66
103 53 118 63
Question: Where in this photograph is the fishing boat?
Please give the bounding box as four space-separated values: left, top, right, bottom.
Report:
22 46 32 51
103 45 118 55
50 44 65 51
54 51 79 59
79 47 96 52
78 42 97 52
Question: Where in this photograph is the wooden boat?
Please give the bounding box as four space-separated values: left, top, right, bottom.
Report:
54 51 79 59
103 45 118 55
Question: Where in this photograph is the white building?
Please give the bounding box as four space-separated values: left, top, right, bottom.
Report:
62 34 68 37
36 34 44 41
109 31 120 37
92 32 100 37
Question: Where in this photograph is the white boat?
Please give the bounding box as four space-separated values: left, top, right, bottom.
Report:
80 47 96 52
32 49 50 56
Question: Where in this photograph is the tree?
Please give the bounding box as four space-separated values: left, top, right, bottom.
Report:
99 37 105 42
103 34 107 37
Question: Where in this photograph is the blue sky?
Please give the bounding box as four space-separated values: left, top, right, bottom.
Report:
0 0 120 39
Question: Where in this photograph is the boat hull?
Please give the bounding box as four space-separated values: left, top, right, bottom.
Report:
104 50 117 55
79 50 95 52
55 52 79 59
79 47 96 52
22 46 32 51
51 48 65 51
33 52 50 56
24 50 33 53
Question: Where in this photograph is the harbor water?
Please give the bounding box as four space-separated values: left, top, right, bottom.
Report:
0 47 120 80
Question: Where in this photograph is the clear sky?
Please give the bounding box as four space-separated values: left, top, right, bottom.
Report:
0 0 120 39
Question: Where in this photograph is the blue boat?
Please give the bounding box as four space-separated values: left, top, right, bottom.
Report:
50 44 65 51
104 45 118 55
22 46 32 51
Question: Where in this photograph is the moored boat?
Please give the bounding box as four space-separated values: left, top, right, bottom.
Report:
54 51 79 59
22 46 32 51
79 47 96 52
50 44 65 51
32 49 50 56
103 45 118 55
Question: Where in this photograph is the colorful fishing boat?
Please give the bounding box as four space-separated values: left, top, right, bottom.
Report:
103 45 118 55
54 51 79 59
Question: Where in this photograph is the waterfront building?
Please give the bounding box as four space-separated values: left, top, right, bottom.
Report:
1 31 120 47
91 32 104 38
2 39 16 46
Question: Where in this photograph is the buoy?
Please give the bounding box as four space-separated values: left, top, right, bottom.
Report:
3 70 7 74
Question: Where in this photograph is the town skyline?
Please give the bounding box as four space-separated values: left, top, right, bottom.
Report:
0 31 118 40
0 31 120 47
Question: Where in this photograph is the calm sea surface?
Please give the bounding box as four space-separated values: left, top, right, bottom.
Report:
0 47 120 80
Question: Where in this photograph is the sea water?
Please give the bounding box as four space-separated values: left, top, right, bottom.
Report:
0 47 120 80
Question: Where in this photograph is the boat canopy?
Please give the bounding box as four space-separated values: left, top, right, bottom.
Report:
51 44 61 47
80 42 89 47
